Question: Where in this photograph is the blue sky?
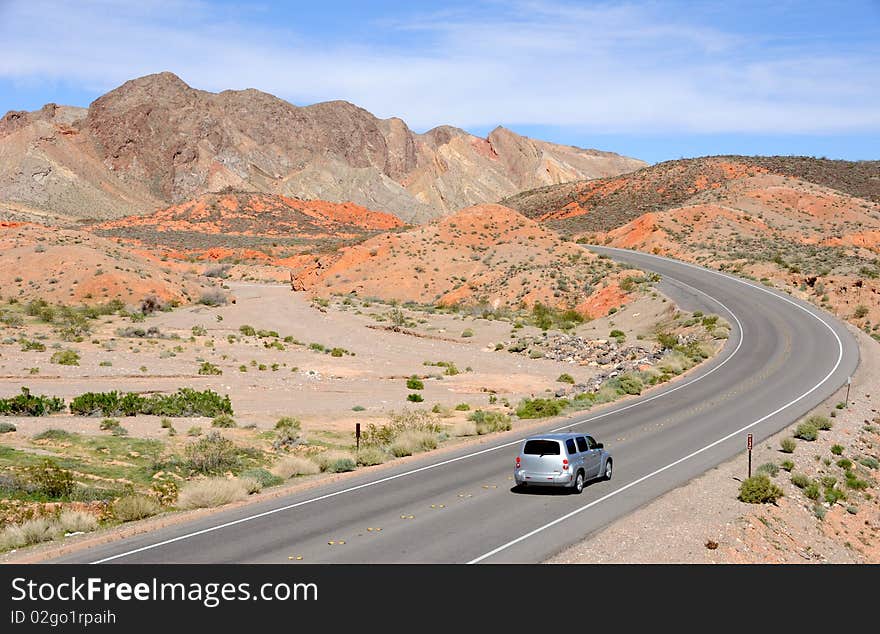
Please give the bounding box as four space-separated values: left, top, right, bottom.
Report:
0 0 878 163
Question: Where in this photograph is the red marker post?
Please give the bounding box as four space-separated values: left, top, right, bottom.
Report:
747 433 753 478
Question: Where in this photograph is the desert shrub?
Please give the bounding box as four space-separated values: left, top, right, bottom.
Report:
756 462 779 477
272 427 303 451
804 482 820 500
316 451 358 472
836 458 853 470
516 398 568 419
454 403 470 411
406 375 425 390
240 468 283 489
28 459 74 498
461 328 474 338
825 487 846 505
272 455 320 479
112 495 161 521
468 410 512 434
185 431 240 474
198 361 222 375
356 446 387 466
50 349 80 366
407 393 424 403
844 471 869 490
557 373 575 384
389 430 437 457
58 510 99 533
738 475 783 504
239 325 256 336
0 422 15 433
780 438 796 453
352 405 366 412
791 473 812 489
187 426 202 436
0 518 60 550
204 264 231 279
198 290 227 306
780 460 794 472
20 339 46 352
451 421 477 436
854 305 869 319
240 477 263 494
807 415 832 431
615 374 643 396
859 456 879 470
32 429 74 441
211 414 236 428
100 418 121 431
656 331 679 349
70 389 231 417
831 444 844 455
178 478 247 509
359 410 441 448
0 387 64 416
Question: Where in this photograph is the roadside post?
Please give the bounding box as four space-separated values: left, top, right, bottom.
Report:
747 433 753 478
845 376 852 407
356 422 361 454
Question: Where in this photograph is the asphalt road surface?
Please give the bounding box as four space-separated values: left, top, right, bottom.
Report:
54 248 859 564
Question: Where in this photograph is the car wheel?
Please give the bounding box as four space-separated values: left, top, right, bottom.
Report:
603 459 613 481
572 471 585 494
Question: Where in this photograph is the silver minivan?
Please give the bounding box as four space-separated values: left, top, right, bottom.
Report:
514 433 612 493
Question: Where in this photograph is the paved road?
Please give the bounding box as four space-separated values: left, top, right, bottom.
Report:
54 248 859 564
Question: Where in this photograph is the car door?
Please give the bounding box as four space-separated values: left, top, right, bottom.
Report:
583 436 601 478
575 436 590 475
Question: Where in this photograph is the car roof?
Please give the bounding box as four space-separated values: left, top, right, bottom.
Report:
523 433 587 441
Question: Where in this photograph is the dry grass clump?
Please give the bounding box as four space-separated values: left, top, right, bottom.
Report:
390 430 438 457
178 478 248 509
272 455 321 479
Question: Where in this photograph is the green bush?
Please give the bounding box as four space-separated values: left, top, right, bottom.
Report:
240 468 283 489
825 487 846 505
844 471 869 490
198 361 222 376
791 473 812 489
0 422 15 433
407 393 424 403
461 328 474 338
99 418 121 431
70 389 232 417
756 462 779 477
830 444 844 455
468 410 512 434
615 374 643 396
239 325 256 336
780 460 794 471
211 414 236 428
275 417 301 431
859 456 879 470
807 415 832 431
557 373 575 384
454 403 470 411
738 475 783 504
325 457 357 473
185 431 240 474
356 446 387 466
794 422 818 441
516 398 568 419
406 376 425 390
0 388 65 416
50 349 80 366
804 482 820 500
780 438 796 453
836 458 853 470
28 459 75 498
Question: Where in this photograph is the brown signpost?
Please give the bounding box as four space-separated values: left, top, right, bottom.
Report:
356 422 361 454
747 433 753 478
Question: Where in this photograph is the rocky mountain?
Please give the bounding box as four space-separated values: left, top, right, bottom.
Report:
0 72 645 224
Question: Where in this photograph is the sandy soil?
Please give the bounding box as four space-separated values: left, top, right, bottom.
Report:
550 327 880 564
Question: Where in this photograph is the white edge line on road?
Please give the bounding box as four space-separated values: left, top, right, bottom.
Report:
466 247 846 563
90 251 839 564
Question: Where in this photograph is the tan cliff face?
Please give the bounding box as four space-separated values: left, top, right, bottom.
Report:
0 72 645 224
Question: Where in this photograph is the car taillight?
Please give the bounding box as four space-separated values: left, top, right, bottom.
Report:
562 459 569 470
515 456 521 469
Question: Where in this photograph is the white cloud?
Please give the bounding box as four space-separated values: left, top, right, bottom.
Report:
0 0 877 134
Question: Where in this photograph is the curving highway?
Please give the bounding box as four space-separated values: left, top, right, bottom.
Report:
53 248 859 564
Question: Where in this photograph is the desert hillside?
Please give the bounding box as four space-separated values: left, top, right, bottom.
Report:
0 73 645 224
504 155 880 235
293 203 643 317
0 221 210 306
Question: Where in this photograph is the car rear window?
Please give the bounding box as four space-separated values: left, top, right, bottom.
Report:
523 440 561 455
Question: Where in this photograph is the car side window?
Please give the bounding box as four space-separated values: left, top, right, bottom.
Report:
586 436 598 450
576 436 589 453
565 439 577 454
